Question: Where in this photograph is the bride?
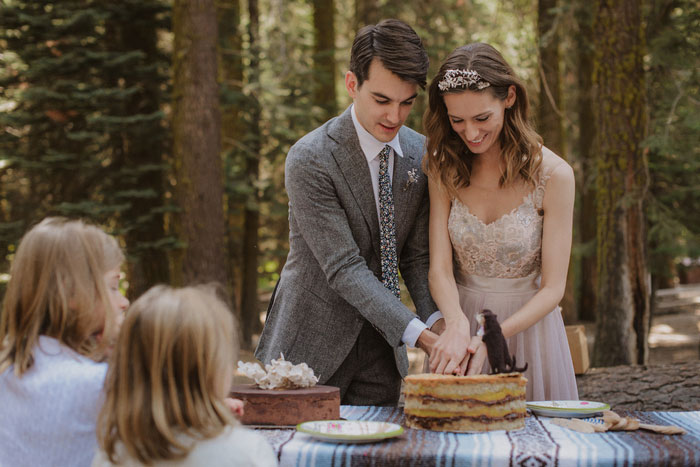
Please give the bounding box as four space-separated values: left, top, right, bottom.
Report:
422 43 578 401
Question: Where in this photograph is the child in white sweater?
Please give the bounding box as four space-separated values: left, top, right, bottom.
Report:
0 217 129 467
93 284 277 467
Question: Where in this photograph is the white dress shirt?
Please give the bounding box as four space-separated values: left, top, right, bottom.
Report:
350 105 441 347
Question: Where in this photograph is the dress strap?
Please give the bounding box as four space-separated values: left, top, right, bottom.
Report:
533 160 565 210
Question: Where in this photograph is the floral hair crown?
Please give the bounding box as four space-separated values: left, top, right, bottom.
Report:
437 69 490 92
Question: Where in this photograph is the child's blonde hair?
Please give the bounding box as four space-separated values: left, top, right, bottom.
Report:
97 284 239 464
0 217 124 375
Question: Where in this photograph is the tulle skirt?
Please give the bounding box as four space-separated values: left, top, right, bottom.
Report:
457 272 578 401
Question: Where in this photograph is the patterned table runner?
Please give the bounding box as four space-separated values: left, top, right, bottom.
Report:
257 406 700 466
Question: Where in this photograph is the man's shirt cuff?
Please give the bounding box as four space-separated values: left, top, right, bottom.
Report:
402 318 428 348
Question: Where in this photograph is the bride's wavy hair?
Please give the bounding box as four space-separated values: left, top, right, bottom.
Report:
423 43 542 197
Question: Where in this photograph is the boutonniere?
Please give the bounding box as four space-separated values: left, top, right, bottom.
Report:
403 168 419 191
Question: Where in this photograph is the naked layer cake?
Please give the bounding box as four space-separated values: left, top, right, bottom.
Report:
230 384 340 426
403 373 527 432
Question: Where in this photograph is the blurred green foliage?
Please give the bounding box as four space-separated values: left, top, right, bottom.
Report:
0 0 697 310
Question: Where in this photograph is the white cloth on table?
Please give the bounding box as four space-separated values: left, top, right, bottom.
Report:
91 425 278 467
0 336 107 467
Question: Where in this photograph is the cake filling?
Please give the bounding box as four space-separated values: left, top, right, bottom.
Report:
402 373 528 432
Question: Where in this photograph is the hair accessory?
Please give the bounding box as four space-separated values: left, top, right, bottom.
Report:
438 69 490 92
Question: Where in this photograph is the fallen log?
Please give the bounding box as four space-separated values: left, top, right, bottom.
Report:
576 361 700 411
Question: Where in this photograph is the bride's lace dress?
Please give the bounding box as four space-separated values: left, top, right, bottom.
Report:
449 164 578 401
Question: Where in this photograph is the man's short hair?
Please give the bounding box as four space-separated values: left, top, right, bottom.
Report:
350 19 429 89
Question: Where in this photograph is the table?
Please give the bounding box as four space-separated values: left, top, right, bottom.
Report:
257 406 700 466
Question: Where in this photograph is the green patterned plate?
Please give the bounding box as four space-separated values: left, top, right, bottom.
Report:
296 420 404 443
527 400 611 418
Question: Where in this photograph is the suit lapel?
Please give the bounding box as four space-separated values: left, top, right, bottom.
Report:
393 129 422 240
328 108 382 260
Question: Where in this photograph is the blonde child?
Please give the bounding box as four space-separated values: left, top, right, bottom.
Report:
93 285 277 467
0 217 129 467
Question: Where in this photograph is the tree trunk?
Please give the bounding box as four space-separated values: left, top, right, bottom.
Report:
354 0 379 31
313 0 336 122
538 0 575 323
575 0 597 322
239 0 262 349
645 1 681 293
172 0 228 286
537 0 565 157
218 0 245 314
592 0 650 366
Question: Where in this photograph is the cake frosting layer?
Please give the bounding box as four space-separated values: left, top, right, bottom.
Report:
403 373 527 432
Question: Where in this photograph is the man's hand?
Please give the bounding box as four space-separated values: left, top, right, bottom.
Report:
416 328 439 356
429 324 470 375
430 318 446 336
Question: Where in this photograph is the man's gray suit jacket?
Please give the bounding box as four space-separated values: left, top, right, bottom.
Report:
255 106 437 382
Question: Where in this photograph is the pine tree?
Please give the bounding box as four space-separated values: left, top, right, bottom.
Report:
574 0 597 322
537 0 576 323
0 1 173 296
219 0 247 319
645 0 700 289
100 1 173 298
239 0 263 348
313 0 337 121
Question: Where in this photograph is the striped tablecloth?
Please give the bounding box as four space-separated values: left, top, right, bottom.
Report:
257 406 700 466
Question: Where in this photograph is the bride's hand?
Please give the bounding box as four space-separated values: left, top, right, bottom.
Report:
429 321 470 375
457 335 483 375
466 340 488 375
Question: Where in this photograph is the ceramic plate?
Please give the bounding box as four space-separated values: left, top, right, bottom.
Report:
527 400 610 418
296 420 404 443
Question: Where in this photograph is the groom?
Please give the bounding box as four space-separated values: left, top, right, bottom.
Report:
256 19 441 406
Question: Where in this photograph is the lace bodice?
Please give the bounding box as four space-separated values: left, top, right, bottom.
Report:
448 168 553 281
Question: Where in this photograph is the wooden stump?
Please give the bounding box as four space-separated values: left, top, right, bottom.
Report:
576 361 700 411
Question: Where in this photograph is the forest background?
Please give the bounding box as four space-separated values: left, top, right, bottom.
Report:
0 0 698 367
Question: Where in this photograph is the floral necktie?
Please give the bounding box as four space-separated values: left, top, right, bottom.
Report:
378 145 400 299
